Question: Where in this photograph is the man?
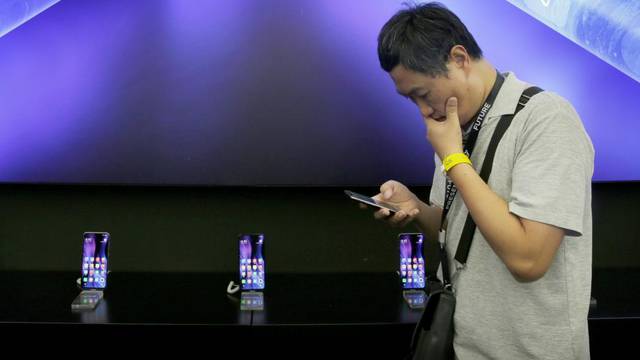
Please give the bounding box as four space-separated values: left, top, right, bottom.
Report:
370 3 594 359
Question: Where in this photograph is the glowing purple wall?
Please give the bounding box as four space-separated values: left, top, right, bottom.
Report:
0 0 637 185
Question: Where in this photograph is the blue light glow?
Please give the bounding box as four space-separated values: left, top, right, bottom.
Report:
506 0 640 83
0 0 638 185
0 0 60 38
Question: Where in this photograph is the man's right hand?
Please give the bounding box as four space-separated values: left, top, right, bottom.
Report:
360 180 424 228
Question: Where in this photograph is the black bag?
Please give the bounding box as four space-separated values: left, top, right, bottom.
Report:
406 85 543 360
410 285 456 360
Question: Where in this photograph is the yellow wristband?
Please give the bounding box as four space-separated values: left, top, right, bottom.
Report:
442 153 472 173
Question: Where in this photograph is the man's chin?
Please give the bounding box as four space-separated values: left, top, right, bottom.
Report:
460 118 473 130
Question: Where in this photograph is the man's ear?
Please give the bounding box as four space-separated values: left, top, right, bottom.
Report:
449 45 470 68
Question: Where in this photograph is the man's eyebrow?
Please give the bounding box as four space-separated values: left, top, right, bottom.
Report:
396 87 423 98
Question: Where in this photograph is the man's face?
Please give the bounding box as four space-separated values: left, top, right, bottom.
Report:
390 63 475 126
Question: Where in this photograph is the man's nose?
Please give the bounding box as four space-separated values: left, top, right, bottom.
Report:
418 102 434 119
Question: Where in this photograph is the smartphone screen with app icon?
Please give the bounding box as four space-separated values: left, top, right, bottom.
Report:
80 232 110 290
71 291 103 311
399 233 425 289
240 291 264 311
403 290 427 309
239 233 265 291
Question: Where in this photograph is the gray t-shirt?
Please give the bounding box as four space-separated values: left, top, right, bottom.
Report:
429 72 594 360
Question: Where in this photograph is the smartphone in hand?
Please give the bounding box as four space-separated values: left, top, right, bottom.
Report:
344 190 398 213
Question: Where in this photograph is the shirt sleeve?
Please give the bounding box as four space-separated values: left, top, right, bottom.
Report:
429 153 446 208
508 93 595 236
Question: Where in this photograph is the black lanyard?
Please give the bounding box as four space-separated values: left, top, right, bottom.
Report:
440 72 505 231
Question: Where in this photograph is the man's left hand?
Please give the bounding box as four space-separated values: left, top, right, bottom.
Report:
423 97 464 161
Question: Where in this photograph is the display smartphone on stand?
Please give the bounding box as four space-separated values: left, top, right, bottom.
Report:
71 232 110 311
239 233 265 291
344 190 398 214
399 233 426 289
399 233 426 308
238 233 265 311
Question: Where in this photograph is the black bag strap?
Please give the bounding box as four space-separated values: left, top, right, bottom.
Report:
452 86 544 265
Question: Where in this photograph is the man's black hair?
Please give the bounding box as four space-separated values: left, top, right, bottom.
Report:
377 2 483 76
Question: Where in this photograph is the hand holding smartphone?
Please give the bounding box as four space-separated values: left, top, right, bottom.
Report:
344 190 398 213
